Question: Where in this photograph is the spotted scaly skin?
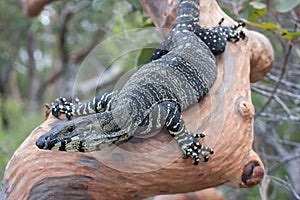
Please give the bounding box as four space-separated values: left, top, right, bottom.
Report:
36 0 246 165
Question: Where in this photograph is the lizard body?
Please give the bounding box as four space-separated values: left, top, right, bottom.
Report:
36 0 246 165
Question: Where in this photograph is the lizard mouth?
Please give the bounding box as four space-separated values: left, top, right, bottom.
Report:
36 133 86 153
36 134 78 151
51 135 82 151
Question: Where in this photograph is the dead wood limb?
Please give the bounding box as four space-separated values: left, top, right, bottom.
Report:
2 0 273 199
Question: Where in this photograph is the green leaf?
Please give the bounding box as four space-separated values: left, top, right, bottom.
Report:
248 2 267 22
92 0 105 12
246 21 279 30
275 0 300 13
142 16 154 27
245 20 300 40
260 78 273 85
135 45 158 66
250 1 266 10
281 31 300 40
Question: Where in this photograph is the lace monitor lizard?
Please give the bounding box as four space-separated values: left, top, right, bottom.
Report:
36 0 246 165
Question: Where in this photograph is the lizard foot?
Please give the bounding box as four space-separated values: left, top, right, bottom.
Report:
194 18 247 55
218 18 247 42
182 133 214 165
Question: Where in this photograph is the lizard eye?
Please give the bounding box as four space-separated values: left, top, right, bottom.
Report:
67 125 75 132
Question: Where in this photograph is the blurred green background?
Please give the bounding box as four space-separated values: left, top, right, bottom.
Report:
1 0 300 199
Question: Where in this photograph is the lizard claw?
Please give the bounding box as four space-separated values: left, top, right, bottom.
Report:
194 133 206 138
182 134 214 165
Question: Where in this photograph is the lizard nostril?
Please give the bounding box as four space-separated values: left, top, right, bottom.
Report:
36 139 45 149
36 135 51 149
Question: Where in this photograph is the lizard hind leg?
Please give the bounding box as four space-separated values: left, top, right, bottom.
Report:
161 102 214 165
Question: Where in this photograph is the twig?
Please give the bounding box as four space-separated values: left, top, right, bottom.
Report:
263 153 300 172
71 30 106 64
113 10 129 39
252 85 300 121
252 84 300 100
272 138 300 147
58 1 91 66
256 41 293 115
266 73 300 90
257 112 300 122
267 175 300 200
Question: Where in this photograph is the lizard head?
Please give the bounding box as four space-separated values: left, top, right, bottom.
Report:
36 117 95 152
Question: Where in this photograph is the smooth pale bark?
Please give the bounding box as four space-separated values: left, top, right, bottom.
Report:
2 0 273 199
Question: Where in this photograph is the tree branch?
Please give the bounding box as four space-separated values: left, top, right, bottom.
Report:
1 0 272 199
255 35 294 115
56 1 91 97
18 0 57 17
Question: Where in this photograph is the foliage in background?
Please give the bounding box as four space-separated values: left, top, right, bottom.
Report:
0 0 150 183
221 0 300 199
0 0 300 199
0 98 44 181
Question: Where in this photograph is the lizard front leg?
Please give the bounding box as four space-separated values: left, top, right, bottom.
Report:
50 91 118 120
160 101 214 165
151 19 247 60
150 34 172 61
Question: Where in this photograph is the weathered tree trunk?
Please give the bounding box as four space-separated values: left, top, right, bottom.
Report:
0 59 15 129
25 30 41 114
2 0 273 199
